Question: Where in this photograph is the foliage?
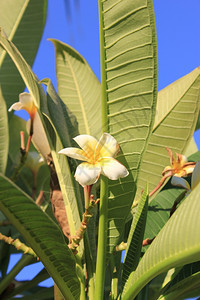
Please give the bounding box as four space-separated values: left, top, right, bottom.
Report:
0 0 200 299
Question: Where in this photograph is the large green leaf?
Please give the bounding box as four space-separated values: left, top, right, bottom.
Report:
0 0 47 108
0 174 80 300
137 67 200 200
122 181 200 300
50 39 101 137
0 87 8 174
99 0 158 255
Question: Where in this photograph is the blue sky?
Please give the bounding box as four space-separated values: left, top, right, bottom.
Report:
10 0 200 292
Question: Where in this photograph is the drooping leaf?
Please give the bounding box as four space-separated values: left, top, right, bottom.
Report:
0 174 80 300
50 39 101 137
0 29 45 108
137 67 200 200
99 0 158 256
122 186 148 289
0 87 8 174
122 181 200 300
0 0 47 108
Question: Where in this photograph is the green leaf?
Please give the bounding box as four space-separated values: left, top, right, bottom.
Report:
159 272 200 300
0 29 44 108
50 39 101 137
137 67 200 200
0 174 80 300
143 188 185 243
122 181 200 300
41 78 79 147
122 186 148 290
195 111 200 131
0 87 8 174
40 80 83 249
100 0 158 256
0 0 47 108
158 261 200 300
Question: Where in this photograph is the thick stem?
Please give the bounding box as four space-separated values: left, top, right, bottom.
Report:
94 176 108 300
0 255 35 295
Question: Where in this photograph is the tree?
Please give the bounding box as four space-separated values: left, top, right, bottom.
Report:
0 0 200 299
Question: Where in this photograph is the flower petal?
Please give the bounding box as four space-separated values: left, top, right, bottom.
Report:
8 102 24 112
73 135 98 160
100 158 129 180
19 92 33 106
171 176 190 190
27 112 51 158
95 133 120 159
19 92 37 119
74 162 101 187
191 161 200 190
58 148 88 161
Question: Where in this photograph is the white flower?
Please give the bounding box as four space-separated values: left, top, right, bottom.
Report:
171 161 200 194
9 92 37 121
26 112 51 159
58 133 129 187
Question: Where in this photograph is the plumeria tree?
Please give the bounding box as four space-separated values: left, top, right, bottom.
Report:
0 1 200 300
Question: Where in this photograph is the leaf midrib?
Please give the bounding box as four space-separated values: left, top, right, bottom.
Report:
65 53 90 135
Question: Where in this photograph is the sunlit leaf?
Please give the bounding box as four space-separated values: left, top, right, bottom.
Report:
99 0 158 256
50 39 101 137
137 67 200 200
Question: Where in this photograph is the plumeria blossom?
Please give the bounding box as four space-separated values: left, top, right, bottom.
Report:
9 92 37 121
162 147 196 177
149 147 196 197
58 133 129 187
171 161 200 195
26 112 51 159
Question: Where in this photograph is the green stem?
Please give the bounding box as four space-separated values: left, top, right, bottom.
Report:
94 177 108 300
0 254 35 295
